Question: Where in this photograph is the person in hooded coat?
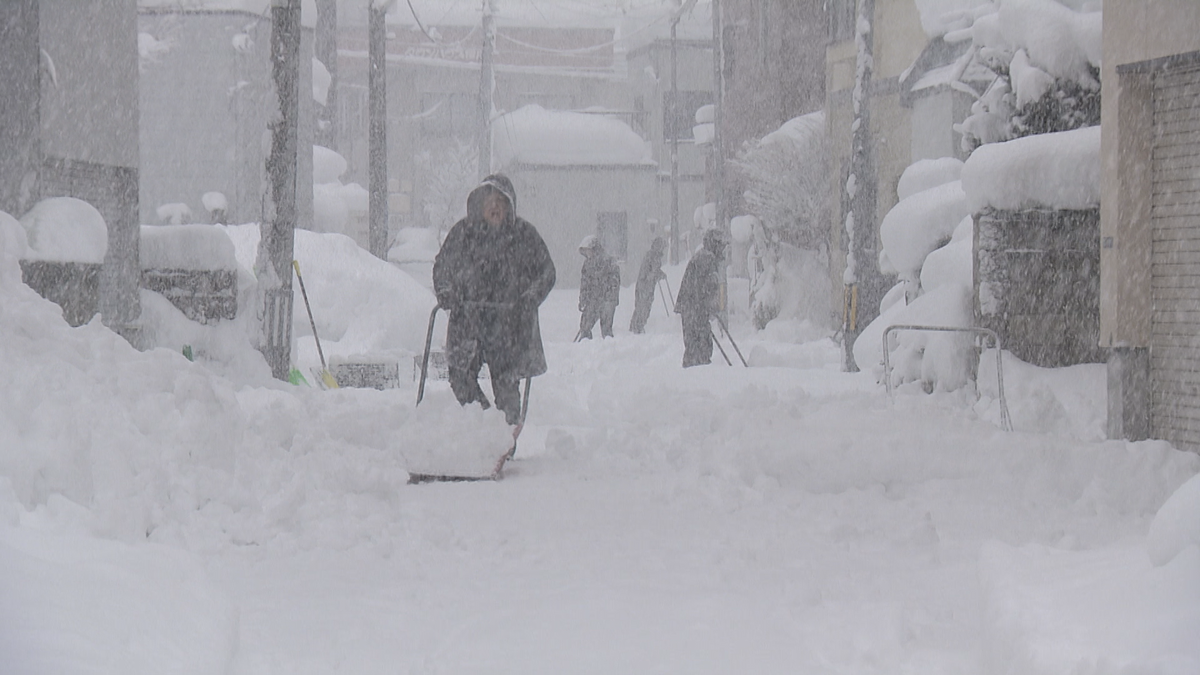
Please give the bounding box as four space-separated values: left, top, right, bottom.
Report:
629 236 666 334
576 235 620 340
432 174 556 425
675 228 727 367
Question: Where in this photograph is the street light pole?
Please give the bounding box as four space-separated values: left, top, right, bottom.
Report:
477 0 496 179
668 0 697 266
368 0 392 259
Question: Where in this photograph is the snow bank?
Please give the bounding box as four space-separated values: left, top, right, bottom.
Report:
493 105 654 167
313 145 347 184
961 125 1100 211
387 226 440 264
141 224 238 271
1147 473 1200 567
897 157 964 201
880 180 971 280
0 527 237 675
285 227 436 362
312 57 330 106
979 542 1200 675
855 282 975 390
19 198 108 264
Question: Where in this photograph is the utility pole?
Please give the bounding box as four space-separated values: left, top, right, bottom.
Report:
315 0 338 150
368 0 392 259
477 0 496 179
843 0 886 371
260 0 302 380
669 0 698 266
712 0 728 312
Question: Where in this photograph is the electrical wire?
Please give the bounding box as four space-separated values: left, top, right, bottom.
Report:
494 11 670 55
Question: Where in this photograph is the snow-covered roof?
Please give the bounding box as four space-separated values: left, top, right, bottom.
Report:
492 104 655 168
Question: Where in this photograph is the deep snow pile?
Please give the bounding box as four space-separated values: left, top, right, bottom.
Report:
0 226 1198 675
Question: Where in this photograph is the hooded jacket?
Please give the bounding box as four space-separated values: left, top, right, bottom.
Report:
432 174 556 378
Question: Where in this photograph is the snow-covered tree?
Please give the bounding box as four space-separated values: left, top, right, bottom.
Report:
733 111 830 330
413 140 478 238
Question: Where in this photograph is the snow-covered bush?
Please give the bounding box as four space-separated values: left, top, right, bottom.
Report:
952 0 1101 153
733 111 831 330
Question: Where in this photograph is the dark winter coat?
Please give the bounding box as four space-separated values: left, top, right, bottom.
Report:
675 235 725 320
433 176 556 379
633 244 666 307
579 249 620 313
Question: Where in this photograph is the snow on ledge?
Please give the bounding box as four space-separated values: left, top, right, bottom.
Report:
961 125 1100 212
141 224 238 272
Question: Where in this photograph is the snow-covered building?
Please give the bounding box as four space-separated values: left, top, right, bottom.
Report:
0 0 142 339
137 1 316 230
1102 1 1200 451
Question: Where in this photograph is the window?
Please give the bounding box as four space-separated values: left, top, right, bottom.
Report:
662 90 713 142
597 211 628 262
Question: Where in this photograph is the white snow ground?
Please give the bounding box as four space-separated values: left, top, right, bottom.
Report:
1 226 1198 675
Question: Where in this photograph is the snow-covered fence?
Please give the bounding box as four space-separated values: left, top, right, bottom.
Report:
974 207 1103 368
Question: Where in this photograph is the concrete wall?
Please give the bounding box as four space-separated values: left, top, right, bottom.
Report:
504 166 658 289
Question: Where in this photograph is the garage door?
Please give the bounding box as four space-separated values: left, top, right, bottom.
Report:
1151 64 1200 450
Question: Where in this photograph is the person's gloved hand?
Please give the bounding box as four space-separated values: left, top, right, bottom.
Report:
436 289 461 311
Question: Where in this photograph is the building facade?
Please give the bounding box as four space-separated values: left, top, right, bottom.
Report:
0 0 142 339
1102 1 1200 452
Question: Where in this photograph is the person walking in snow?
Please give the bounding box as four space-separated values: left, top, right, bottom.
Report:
432 174 556 425
675 228 727 367
629 236 666 334
576 235 621 340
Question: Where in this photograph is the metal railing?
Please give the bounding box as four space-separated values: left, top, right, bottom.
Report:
881 324 1013 432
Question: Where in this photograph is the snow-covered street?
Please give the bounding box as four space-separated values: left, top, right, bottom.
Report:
2 235 1198 674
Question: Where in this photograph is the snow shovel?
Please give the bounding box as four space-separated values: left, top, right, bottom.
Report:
710 326 734 366
410 303 530 484
292 260 339 389
715 314 748 367
657 278 673 317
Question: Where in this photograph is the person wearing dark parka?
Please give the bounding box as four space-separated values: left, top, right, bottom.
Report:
577 235 620 340
675 228 727 368
629 236 666 334
432 174 556 425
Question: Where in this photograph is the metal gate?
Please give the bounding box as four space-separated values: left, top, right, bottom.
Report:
1150 64 1200 450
